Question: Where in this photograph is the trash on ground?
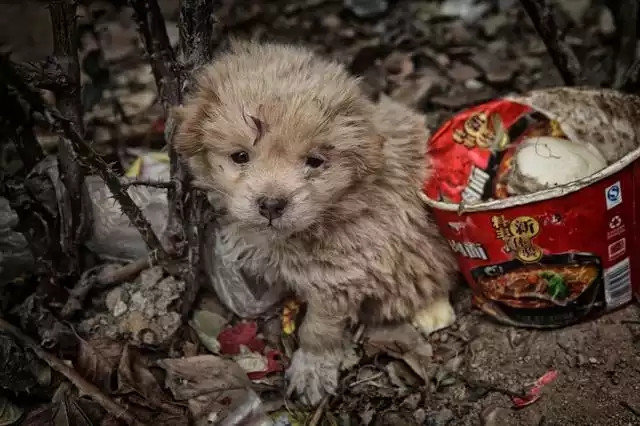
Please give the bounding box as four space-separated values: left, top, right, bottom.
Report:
424 88 640 327
511 369 559 408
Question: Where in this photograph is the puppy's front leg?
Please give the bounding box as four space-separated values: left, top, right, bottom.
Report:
286 299 349 406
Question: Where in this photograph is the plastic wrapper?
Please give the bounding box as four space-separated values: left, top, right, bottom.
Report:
423 88 640 327
84 175 169 261
84 154 283 317
203 224 286 318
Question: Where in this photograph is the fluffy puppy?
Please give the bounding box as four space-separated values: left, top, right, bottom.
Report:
174 41 458 405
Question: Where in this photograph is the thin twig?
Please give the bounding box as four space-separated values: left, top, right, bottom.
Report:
121 179 175 189
1 56 169 260
128 0 182 112
308 395 329 426
519 0 583 85
455 373 527 399
0 317 143 425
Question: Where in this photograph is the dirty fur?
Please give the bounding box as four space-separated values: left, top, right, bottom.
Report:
174 41 458 404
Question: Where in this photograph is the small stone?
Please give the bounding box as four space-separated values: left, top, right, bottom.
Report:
482 14 508 38
448 62 481 82
414 408 427 424
390 72 443 107
486 66 515 85
344 0 388 18
598 7 615 37
322 14 341 29
577 354 588 366
481 406 509 426
589 357 598 364
520 56 543 71
105 287 123 312
113 300 128 317
465 79 484 90
557 0 591 24
431 408 454 426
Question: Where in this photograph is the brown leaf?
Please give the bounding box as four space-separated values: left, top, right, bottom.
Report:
115 345 186 422
364 324 434 382
75 337 123 394
116 345 166 400
22 384 94 426
157 355 265 425
157 355 251 400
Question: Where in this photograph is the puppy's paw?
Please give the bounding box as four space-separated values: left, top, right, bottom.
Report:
285 349 340 406
412 297 456 336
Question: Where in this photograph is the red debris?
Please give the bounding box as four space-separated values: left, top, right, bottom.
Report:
512 370 559 408
246 350 285 380
217 322 265 355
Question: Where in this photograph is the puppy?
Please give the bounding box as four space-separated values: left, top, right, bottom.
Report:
174 41 458 405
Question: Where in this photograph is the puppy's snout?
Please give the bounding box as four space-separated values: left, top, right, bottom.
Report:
258 197 288 220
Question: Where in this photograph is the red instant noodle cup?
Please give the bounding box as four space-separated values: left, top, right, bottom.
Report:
423 88 640 327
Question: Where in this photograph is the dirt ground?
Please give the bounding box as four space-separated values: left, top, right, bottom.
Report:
2 0 640 425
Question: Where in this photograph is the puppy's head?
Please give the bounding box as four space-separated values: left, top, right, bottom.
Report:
174 42 383 235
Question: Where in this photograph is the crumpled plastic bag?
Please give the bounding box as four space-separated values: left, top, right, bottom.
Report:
84 175 169 261
83 151 284 317
202 223 286 318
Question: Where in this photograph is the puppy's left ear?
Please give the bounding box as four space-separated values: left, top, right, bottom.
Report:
172 102 209 157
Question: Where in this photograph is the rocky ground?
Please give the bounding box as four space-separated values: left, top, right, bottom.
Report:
1 0 640 425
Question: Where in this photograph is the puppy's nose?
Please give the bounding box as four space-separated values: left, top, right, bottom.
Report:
258 197 288 220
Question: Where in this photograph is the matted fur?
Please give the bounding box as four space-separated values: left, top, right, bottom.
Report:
174 41 458 403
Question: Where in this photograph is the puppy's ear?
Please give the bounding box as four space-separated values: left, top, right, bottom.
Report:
172 102 208 157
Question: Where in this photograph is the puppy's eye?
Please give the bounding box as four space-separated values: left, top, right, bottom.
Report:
305 156 325 168
230 151 250 164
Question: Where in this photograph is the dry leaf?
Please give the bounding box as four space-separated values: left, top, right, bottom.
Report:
0 396 22 426
157 355 251 400
364 324 433 381
75 337 123 394
157 355 263 425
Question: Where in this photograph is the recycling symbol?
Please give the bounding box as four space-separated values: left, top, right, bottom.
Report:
609 215 622 229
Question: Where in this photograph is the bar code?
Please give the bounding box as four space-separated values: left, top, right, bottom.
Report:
462 166 490 202
604 257 632 308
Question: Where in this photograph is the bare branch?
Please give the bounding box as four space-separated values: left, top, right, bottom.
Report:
48 0 87 273
0 316 143 425
121 179 175 189
519 0 584 85
129 0 187 256
180 0 217 72
128 0 182 112
177 0 221 319
1 57 170 261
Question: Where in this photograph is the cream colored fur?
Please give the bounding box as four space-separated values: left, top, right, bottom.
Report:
174 41 458 405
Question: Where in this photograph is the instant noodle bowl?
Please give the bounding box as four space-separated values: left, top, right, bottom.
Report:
422 88 640 327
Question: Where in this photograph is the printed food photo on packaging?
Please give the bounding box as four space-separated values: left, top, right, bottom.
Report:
422 87 640 328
